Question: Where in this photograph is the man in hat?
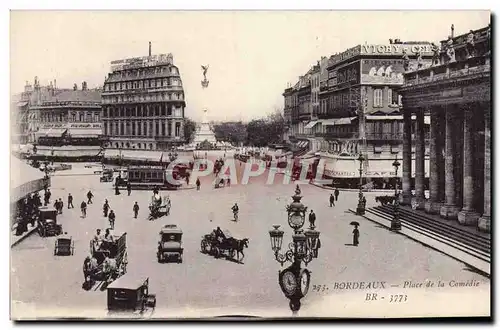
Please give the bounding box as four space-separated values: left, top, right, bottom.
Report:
67 193 74 209
133 202 140 219
329 194 335 207
87 190 94 204
103 199 110 217
308 210 316 228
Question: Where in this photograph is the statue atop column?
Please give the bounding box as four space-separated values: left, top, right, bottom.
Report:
201 65 209 88
445 36 456 63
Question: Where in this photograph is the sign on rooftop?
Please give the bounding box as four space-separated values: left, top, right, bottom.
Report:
110 53 173 72
331 44 433 66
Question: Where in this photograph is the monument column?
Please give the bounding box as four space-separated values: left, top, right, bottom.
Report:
458 104 480 225
440 106 460 219
401 109 413 205
425 108 442 214
478 107 491 232
414 109 426 209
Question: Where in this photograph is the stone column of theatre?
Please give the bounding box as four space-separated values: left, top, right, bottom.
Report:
401 109 413 205
425 108 442 214
458 104 480 225
436 111 446 210
414 109 426 209
478 108 491 232
453 110 464 209
440 106 460 219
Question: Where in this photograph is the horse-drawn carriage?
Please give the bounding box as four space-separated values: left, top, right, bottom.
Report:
83 232 128 288
148 194 171 220
200 228 249 262
38 206 62 237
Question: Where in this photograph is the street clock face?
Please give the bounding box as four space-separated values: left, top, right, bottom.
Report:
288 213 304 229
299 269 311 297
280 270 297 297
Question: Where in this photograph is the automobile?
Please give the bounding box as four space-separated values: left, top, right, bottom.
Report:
157 224 183 263
107 274 156 317
38 206 62 237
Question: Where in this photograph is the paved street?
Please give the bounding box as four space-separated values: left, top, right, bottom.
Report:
11 160 490 318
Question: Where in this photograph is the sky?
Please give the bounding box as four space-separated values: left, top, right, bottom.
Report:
10 11 490 122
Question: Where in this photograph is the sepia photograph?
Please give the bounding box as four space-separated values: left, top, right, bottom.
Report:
9 10 491 320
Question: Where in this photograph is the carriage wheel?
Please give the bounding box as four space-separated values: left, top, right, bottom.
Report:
201 240 208 253
213 247 220 258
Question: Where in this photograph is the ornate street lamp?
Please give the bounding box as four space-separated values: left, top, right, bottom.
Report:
356 154 365 215
391 157 402 231
268 189 321 315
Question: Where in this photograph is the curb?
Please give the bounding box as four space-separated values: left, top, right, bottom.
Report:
11 225 38 248
348 208 490 277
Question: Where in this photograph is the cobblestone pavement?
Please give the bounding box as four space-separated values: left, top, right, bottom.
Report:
11 160 490 318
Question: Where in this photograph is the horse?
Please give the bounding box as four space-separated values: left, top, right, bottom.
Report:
229 238 249 262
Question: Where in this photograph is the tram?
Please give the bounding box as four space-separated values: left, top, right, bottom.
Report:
126 165 183 190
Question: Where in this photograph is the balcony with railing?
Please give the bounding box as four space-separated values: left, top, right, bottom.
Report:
315 131 358 140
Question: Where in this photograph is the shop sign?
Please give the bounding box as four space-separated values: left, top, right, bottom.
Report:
331 44 434 66
42 123 101 129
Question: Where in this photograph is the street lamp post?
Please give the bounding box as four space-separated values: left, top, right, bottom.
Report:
268 188 321 315
391 157 402 231
356 154 365 215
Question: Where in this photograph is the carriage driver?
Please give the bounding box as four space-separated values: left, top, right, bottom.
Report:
93 229 103 251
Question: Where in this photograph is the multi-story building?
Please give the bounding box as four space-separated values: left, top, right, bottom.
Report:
101 47 186 151
400 25 491 232
285 41 435 188
31 82 102 146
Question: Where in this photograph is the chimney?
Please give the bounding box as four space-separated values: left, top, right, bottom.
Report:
451 24 455 38
149 42 152 56
73 83 78 91
82 81 88 91
54 79 57 90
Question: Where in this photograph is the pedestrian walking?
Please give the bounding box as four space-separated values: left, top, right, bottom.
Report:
334 188 340 201
87 190 94 204
44 189 51 206
115 184 120 195
353 225 360 246
127 183 131 196
308 210 316 228
53 199 61 214
108 210 116 230
80 201 87 218
133 202 139 219
58 198 64 214
329 194 335 207
103 199 110 217
196 178 201 191
67 193 74 209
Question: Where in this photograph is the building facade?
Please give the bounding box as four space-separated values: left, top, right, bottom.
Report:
101 50 186 151
31 82 102 146
284 41 435 187
399 25 491 232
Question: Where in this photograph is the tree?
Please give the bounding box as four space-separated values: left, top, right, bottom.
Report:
246 109 285 147
184 117 197 143
213 121 248 146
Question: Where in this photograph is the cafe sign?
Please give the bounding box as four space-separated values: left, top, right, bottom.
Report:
331 44 434 66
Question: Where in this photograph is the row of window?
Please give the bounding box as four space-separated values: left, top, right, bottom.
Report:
102 91 184 104
104 120 181 137
104 77 181 92
109 65 178 80
39 112 100 123
373 89 402 108
110 142 155 150
103 105 183 118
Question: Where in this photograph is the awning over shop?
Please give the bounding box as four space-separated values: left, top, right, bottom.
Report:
304 121 319 129
16 101 28 107
121 150 164 162
68 128 102 138
366 115 430 125
297 141 309 148
321 117 357 126
35 128 67 138
11 156 49 204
